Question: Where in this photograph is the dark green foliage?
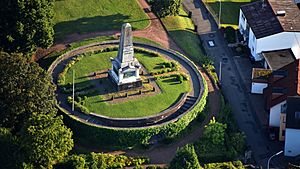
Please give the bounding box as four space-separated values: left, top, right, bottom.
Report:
223 26 236 43
0 0 54 53
0 52 56 129
204 161 244 169
195 97 246 163
151 0 182 18
169 144 202 169
55 154 88 169
0 128 19 168
55 153 148 169
20 112 74 168
203 117 227 146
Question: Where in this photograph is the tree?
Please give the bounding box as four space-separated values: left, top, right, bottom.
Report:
0 0 54 53
151 0 181 18
0 127 19 168
169 144 202 169
0 52 56 129
203 117 227 146
20 112 73 168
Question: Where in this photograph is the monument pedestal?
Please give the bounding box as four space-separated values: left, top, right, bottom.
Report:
117 81 142 91
108 23 142 91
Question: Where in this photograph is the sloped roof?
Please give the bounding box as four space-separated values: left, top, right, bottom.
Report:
262 49 296 70
269 0 300 33
241 0 300 39
241 1 283 39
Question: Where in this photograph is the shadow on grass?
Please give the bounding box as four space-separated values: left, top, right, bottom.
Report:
168 29 205 64
206 1 254 25
161 77 181 85
62 76 117 98
54 14 131 41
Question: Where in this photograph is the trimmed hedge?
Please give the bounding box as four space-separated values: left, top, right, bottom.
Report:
59 74 207 148
51 41 208 148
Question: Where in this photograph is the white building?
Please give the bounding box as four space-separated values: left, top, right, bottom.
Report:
238 0 300 61
284 96 300 157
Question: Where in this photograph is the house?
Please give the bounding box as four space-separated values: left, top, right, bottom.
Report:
263 58 300 128
238 0 300 61
284 96 300 157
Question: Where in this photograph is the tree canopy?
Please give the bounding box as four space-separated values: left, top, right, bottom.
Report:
0 52 73 168
169 144 202 169
150 0 181 18
20 112 73 168
0 0 54 53
203 117 227 146
0 52 57 129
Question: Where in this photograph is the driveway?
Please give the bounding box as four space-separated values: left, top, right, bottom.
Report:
183 0 287 168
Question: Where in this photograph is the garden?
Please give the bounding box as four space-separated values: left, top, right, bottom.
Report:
58 47 190 118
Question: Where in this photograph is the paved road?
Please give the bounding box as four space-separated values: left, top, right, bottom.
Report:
183 0 286 168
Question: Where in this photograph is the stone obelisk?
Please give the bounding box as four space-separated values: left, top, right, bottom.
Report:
108 23 142 91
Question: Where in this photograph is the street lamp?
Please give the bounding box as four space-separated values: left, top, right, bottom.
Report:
72 69 75 111
218 0 222 28
267 150 283 169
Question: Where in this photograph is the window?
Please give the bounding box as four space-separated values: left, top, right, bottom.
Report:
295 112 300 119
272 87 288 94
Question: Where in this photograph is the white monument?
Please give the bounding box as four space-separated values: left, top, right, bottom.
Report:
108 23 142 91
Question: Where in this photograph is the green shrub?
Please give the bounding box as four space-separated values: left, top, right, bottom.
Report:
169 144 202 169
67 96 90 115
224 26 236 43
55 153 148 169
204 161 244 169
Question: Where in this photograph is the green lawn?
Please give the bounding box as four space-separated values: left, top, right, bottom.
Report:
135 53 166 72
205 0 256 28
64 51 189 118
39 36 162 71
54 0 150 41
161 7 205 64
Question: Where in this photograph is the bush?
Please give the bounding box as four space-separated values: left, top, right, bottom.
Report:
67 96 90 114
204 161 244 169
55 153 148 169
169 144 202 169
224 26 236 43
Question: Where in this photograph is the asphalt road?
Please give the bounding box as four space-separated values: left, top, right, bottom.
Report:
183 0 287 168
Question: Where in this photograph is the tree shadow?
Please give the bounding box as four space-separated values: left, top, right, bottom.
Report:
54 14 131 41
161 77 181 85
